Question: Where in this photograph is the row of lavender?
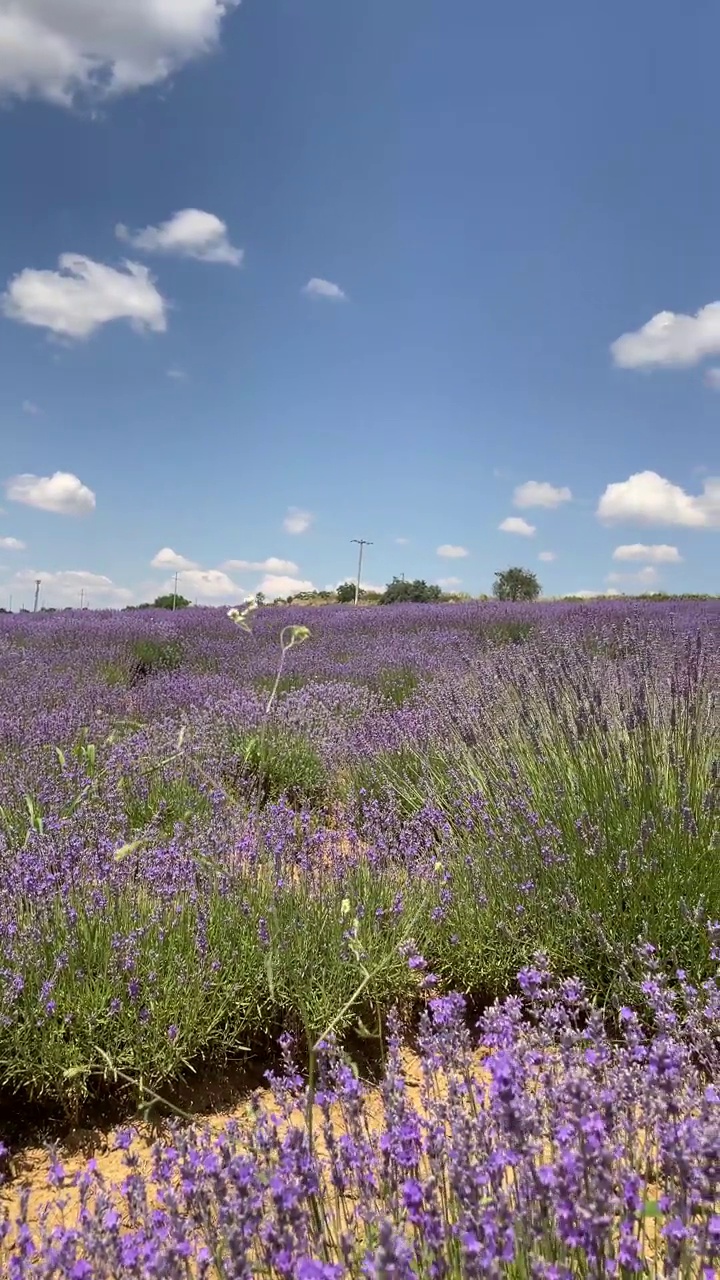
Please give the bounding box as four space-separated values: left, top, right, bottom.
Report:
0 601 718 1115
3 952 719 1276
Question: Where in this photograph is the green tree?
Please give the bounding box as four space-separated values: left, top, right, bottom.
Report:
336 581 357 603
152 593 191 610
380 577 442 604
492 567 541 602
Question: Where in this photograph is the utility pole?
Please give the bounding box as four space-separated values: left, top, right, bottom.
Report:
172 571 179 612
33 579 41 613
79 588 85 611
351 539 373 605
8 595 12 613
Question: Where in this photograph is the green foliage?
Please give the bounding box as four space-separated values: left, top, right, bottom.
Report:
1 866 426 1107
367 673 719 999
152 593 191 610
380 577 442 604
480 619 535 646
336 581 357 604
98 637 184 686
225 727 329 809
371 666 420 706
121 772 211 835
254 673 309 699
127 636 184 684
493 566 541 602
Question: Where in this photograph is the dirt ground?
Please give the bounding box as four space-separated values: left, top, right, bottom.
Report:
1 1046 427 1242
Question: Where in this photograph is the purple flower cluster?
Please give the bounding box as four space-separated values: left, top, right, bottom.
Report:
2 956 718 1277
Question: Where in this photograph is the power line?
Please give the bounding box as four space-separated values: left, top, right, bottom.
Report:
351 539 373 605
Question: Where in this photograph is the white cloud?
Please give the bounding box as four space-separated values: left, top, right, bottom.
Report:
174 568 241 600
302 278 346 301
6 471 96 516
513 481 572 509
439 576 462 588
167 368 187 380
258 574 315 599
607 566 660 588
151 547 198 571
395 536 410 546
10 568 131 606
223 557 299 574
611 302 720 368
2 254 167 339
499 516 536 537
283 507 314 535
0 537 26 551
117 209 243 266
571 589 622 599
612 543 682 564
597 471 720 528
0 1 240 106
538 551 556 562
436 544 469 559
22 400 40 415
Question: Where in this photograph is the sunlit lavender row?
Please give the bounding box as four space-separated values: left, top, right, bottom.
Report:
3 948 719 1277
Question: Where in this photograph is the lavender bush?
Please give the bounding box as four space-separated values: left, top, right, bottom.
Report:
2 946 718 1276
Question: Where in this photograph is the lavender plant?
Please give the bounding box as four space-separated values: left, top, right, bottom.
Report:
2 946 718 1277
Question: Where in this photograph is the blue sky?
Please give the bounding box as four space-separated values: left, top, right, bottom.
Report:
0 0 718 608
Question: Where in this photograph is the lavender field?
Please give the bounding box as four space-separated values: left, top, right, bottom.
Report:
1 599 719 1277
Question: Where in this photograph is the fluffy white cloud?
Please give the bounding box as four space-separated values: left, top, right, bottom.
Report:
283 507 314 535
167 368 187 380
10 567 131 606
572 589 621 599
612 543 682 564
439 576 462 588
0 536 26 550
436 544 469 559
259 574 315 599
22 400 40 415
2 254 167 339
597 471 720 528
0 1 240 106
513 481 572 509
607 566 660 588
499 516 536 536
151 547 198 571
224 557 299 574
538 551 556 562
117 209 243 265
395 536 410 546
174 569 241 600
302 278 346 300
611 303 720 368
6 471 96 515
